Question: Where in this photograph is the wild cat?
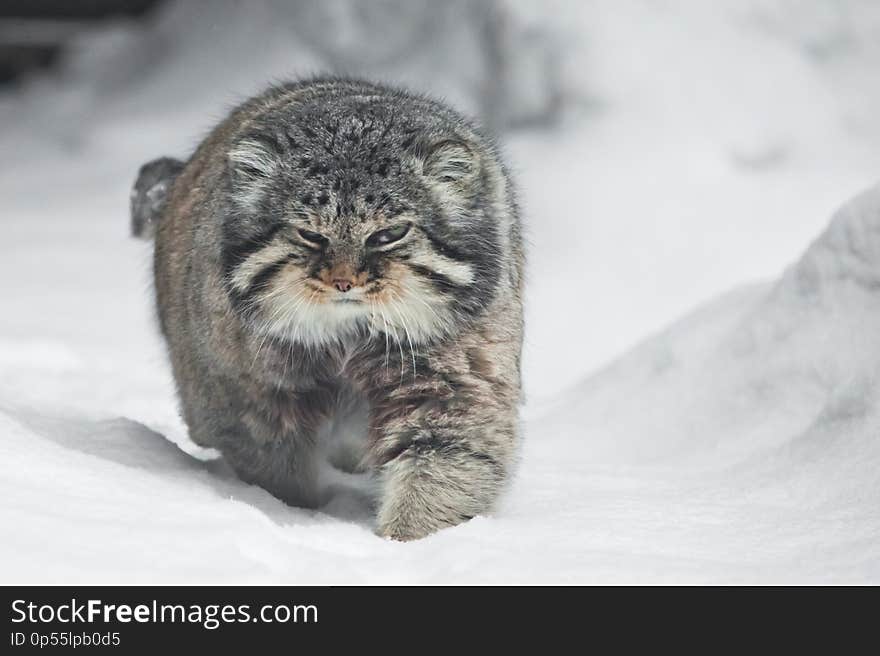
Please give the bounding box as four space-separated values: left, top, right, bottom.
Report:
131 78 524 540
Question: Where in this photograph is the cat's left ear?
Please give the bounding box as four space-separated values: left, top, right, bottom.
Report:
424 140 476 182
420 140 480 201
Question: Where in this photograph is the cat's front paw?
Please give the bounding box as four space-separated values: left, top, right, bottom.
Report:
376 504 475 541
376 521 432 542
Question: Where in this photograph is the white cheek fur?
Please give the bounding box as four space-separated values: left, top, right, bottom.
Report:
227 241 293 292
253 268 452 348
369 273 454 343
406 250 474 286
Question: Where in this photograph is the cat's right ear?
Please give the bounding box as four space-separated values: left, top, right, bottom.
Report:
227 137 282 210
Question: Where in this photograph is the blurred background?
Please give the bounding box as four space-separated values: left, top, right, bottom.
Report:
2 0 880 398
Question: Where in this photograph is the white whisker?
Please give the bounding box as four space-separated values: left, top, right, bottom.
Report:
388 289 418 379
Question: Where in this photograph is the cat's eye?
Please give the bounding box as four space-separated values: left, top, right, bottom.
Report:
297 228 329 247
366 223 411 248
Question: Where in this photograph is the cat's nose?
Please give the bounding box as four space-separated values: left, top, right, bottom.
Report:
333 278 353 293
323 263 362 292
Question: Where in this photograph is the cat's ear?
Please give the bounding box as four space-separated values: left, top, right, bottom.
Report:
228 137 281 181
422 140 478 186
227 137 281 209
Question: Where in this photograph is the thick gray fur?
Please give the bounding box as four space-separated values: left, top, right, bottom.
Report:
137 77 524 540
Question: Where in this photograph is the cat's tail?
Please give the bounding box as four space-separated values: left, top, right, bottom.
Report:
130 157 184 239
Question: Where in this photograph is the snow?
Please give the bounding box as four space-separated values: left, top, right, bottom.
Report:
1 0 880 583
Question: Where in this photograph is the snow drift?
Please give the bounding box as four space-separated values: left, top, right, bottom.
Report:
540 183 880 467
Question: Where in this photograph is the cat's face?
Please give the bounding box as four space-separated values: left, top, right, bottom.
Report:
219 103 501 347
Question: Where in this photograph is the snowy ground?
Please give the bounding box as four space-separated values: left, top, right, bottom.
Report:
2 0 880 583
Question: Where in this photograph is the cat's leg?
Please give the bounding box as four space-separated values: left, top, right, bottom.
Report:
371 377 519 541
182 376 333 509
216 428 325 508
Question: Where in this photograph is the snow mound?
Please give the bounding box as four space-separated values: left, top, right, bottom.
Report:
536 183 880 468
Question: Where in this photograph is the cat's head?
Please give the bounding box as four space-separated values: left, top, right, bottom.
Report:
219 91 505 347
